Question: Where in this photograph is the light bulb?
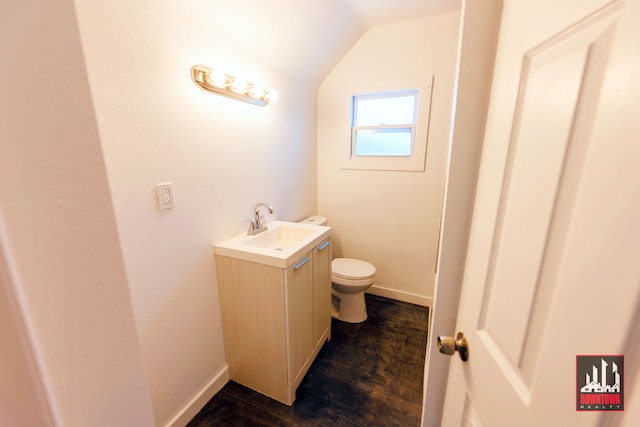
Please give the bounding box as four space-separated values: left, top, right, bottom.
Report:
248 83 265 99
230 78 249 93
264 89 279 103
207 70 227 88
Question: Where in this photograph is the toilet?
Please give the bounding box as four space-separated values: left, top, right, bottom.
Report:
300 216 376 323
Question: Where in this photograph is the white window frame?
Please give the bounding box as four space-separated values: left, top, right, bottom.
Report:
342 77 433 172
351 89 419 158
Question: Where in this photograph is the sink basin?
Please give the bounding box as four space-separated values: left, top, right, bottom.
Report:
243 225 317 250
214 221 331 268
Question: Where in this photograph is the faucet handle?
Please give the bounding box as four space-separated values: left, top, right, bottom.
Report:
247 222 257 234
258 213 267 228
247 202 274 235
245 218 258 232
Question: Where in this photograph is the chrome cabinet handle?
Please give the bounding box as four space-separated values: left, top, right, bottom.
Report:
317 241 331 251
293 257 310 270
437 332 469 362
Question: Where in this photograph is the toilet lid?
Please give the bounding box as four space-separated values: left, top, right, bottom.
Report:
332 258 376 280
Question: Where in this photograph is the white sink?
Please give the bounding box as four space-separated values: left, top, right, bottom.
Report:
214 220 331 268
243 225 317 250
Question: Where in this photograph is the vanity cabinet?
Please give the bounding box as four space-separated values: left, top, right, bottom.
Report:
215 238 332 405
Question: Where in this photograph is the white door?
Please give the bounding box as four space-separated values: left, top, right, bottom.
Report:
439 1 640 426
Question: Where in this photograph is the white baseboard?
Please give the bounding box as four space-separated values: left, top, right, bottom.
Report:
366 285 433 308
166 365 229 427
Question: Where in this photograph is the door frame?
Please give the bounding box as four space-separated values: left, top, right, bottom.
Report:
0 218 55 426
421 1 504 425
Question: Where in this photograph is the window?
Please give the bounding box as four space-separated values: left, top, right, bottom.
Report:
351 90 418 157
343 78 433 172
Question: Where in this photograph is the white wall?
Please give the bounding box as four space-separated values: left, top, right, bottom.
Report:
0 0 155 425
317 12 460 305
73 1 319 425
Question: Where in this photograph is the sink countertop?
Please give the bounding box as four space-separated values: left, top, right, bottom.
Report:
214 220 332 268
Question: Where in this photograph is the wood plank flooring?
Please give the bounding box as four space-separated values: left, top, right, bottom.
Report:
188 294 429 426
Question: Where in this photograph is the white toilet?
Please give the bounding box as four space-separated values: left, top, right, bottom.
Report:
300 216 376 323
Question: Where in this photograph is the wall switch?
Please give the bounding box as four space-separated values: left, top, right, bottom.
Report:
155 183 174 210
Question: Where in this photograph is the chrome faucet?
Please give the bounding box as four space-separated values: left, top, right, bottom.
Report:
247 202 274 235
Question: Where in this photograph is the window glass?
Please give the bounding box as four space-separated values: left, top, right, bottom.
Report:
353 128 413 156
351 90 418 158
354 94 417 126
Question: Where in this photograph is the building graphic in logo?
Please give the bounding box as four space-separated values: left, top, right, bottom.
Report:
577 355 624 411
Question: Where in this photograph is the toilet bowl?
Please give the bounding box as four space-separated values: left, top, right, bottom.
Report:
300 216 376 323
331 258 376 323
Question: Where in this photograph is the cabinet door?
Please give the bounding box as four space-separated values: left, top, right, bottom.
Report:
312 238 331 345
215 256 287 400
285 253 313 385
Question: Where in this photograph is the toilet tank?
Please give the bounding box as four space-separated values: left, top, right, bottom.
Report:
299 215 328 226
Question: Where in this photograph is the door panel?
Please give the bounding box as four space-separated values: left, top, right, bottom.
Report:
461 395 482 427
479 5 619 386
439 0 640 425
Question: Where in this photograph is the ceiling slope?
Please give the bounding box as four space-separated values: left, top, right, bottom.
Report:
183 0 461 85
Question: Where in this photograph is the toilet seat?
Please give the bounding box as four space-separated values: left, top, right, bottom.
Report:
332 276 375 287
332 258 376 281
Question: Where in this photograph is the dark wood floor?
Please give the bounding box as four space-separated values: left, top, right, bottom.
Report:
188 294 429 426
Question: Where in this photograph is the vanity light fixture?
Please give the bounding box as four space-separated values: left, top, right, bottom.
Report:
191 64 278 107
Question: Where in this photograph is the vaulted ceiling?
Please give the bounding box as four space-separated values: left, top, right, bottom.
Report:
186 0 461 84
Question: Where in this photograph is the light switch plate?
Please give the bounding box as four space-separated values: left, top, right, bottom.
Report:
155 183 174 209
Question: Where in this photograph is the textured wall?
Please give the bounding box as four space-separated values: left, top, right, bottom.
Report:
0 0 155 425
73 1 319 424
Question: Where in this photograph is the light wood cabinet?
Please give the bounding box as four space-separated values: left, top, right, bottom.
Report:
312 239 332 345
215 238 332 405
